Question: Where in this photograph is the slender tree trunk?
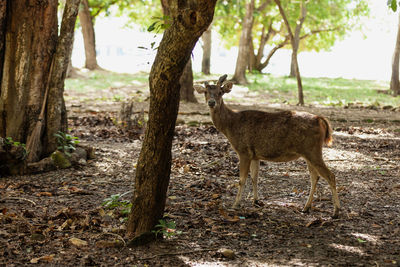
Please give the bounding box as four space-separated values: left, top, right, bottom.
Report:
289 2 306 78
0 0 80 159
127 0 217 242
79 0 99 70
232 0 255 85
45 0 81 155
275 0 305 105
390 11 400 96
180 59 198 102
201 25 212 75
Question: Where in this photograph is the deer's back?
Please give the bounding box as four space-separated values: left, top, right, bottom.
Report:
222 110 325 161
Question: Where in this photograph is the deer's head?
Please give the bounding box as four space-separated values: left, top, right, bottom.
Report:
194 74 233 109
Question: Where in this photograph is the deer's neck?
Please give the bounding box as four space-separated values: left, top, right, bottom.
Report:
210 100 235 134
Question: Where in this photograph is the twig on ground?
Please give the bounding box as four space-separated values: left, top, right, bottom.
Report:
139 248 217 260
100 232 127 247
0 196 37 206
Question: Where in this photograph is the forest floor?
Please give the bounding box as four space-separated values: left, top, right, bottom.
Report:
1 76 400 266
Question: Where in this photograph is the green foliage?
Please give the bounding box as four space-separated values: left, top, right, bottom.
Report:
388 0 398 12
214 0 369 53
121 0 164 31
87 0 132 18
54 131 80 157
102 192 132 216
3 137 28 160
152 219 181 239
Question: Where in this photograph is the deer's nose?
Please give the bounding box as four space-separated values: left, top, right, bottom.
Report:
208 99 216 107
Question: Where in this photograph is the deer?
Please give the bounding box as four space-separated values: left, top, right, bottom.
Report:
194 74 340 218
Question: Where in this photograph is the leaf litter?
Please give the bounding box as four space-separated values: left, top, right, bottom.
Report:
1 95 400 266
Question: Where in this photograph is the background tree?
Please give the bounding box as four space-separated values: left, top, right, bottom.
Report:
0 0 80 161
388 0 400 96
231 0 255 84
201 25 212 75
274 0 305 105
125 0 197 102
78 0 131 70
127 0 217 242
79 0 99 70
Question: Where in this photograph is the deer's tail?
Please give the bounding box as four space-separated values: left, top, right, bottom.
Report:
319 117 333 147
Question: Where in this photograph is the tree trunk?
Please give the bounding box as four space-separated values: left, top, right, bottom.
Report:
0 0 80 159
390 11 400 97
289 2 306 78
44 0 81 155
275 0 305 105
79 0 99 70
201 25 212 75
127 0 217 242
250 22 277 72
232 0 255 85
180 59 198 102
162 0 197 103
0 1 6 88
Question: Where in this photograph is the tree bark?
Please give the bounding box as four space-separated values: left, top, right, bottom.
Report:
0 0 80 160
0 1 6 89
45 0 81 155
275 0 304 105
201 25 212 75
289 1 307 78
162 0 197 103
79 0 99 70
180 59 198 102
249 22 276 72
390 11 400 97
232 0 255 85
127 0 217 241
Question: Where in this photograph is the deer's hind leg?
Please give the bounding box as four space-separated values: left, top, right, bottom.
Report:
306 154 340 218
250 160 260 205
303 160 320 213
232 155 251 209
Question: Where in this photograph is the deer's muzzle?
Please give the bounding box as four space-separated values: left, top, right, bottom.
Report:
208 99 216 108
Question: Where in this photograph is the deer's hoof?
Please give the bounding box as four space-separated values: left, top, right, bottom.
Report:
302 206 311 213
253 199 264 207
332 210 340 219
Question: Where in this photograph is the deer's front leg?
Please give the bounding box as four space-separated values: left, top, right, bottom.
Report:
232 156 251 209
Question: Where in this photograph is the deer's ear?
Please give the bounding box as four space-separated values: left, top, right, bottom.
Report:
194 85 206 94
222 82 233 93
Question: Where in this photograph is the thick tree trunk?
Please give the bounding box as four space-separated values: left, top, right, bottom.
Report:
201 25 212 75
232 0 255 85
275 0 305 105
162 0 197 103
127 0 217 242
0 1 6 88
0 1 58 142
180 59 198 102
390 11 400 96
0 0 80 160
79 0 99 70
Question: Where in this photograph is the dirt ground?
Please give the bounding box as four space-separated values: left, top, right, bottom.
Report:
1 81 400 266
